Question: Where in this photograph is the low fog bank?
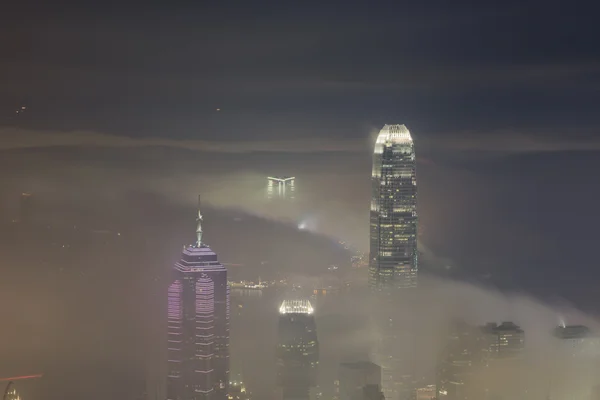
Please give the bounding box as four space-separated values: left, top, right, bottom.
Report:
308 275 600 400
0 144 599 399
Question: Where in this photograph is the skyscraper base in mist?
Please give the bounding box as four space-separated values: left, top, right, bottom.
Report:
369 289 421 400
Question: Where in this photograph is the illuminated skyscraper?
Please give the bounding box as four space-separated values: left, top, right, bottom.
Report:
277 300 319 400
369 124 418 292
267 177 295 201
4 385 22 400
168 197 230 400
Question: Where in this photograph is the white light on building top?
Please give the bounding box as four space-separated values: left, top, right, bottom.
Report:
375 124 413 144
267 177 296 182
279 299 314 314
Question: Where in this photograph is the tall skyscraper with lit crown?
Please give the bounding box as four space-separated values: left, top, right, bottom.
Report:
277 300 319 400
167 197 230 400
369 124 418 291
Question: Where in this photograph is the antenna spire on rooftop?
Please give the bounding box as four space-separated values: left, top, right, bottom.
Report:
195 195 203 247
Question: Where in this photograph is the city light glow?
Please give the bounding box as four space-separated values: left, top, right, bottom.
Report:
279 299 314 314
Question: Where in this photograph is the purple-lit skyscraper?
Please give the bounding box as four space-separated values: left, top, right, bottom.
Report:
168 197 230 400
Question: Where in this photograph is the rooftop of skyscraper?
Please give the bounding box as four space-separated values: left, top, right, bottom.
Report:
279 299 314 314
554 325 596 339
267 176 295 182
483 321 524 333
375 124 412 144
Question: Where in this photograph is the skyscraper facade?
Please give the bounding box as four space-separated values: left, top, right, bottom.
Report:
168 198 230 400
481 321 524 359
369 124 418 292
277 300 319 400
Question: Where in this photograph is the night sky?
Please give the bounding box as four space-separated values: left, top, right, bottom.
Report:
2 2 600 306
2 0 599 141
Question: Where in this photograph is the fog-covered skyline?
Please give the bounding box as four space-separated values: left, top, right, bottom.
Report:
2 1 600 399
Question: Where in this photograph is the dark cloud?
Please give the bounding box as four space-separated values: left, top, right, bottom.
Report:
2 126 600 157
2 0 599 140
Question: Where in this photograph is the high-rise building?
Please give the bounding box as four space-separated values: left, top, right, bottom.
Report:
267 177 296 201
369 124 418 292
481 322 524 359
277 299 319 400
554 325 600 357
368 125 418 400
338 361 381 400
167 197 230 400
4 385 22 400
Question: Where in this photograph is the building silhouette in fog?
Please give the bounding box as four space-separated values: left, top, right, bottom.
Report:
167 197 230 400
277 300 319 400
267 176 295 201
338 361 381 400
437 321 525 400
554 324 600 357
369 124 418 291
482 321 524 359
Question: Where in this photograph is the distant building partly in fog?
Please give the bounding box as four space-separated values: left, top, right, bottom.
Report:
369 124 418 292
554 325 600 357
482 321 525 359
167 197 230 400
338 361 381 400
277 299 319 400
267 176 295 201
437 321 526 400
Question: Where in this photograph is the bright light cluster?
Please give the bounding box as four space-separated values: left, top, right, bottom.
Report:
375 124 413 144
279 299 314 314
